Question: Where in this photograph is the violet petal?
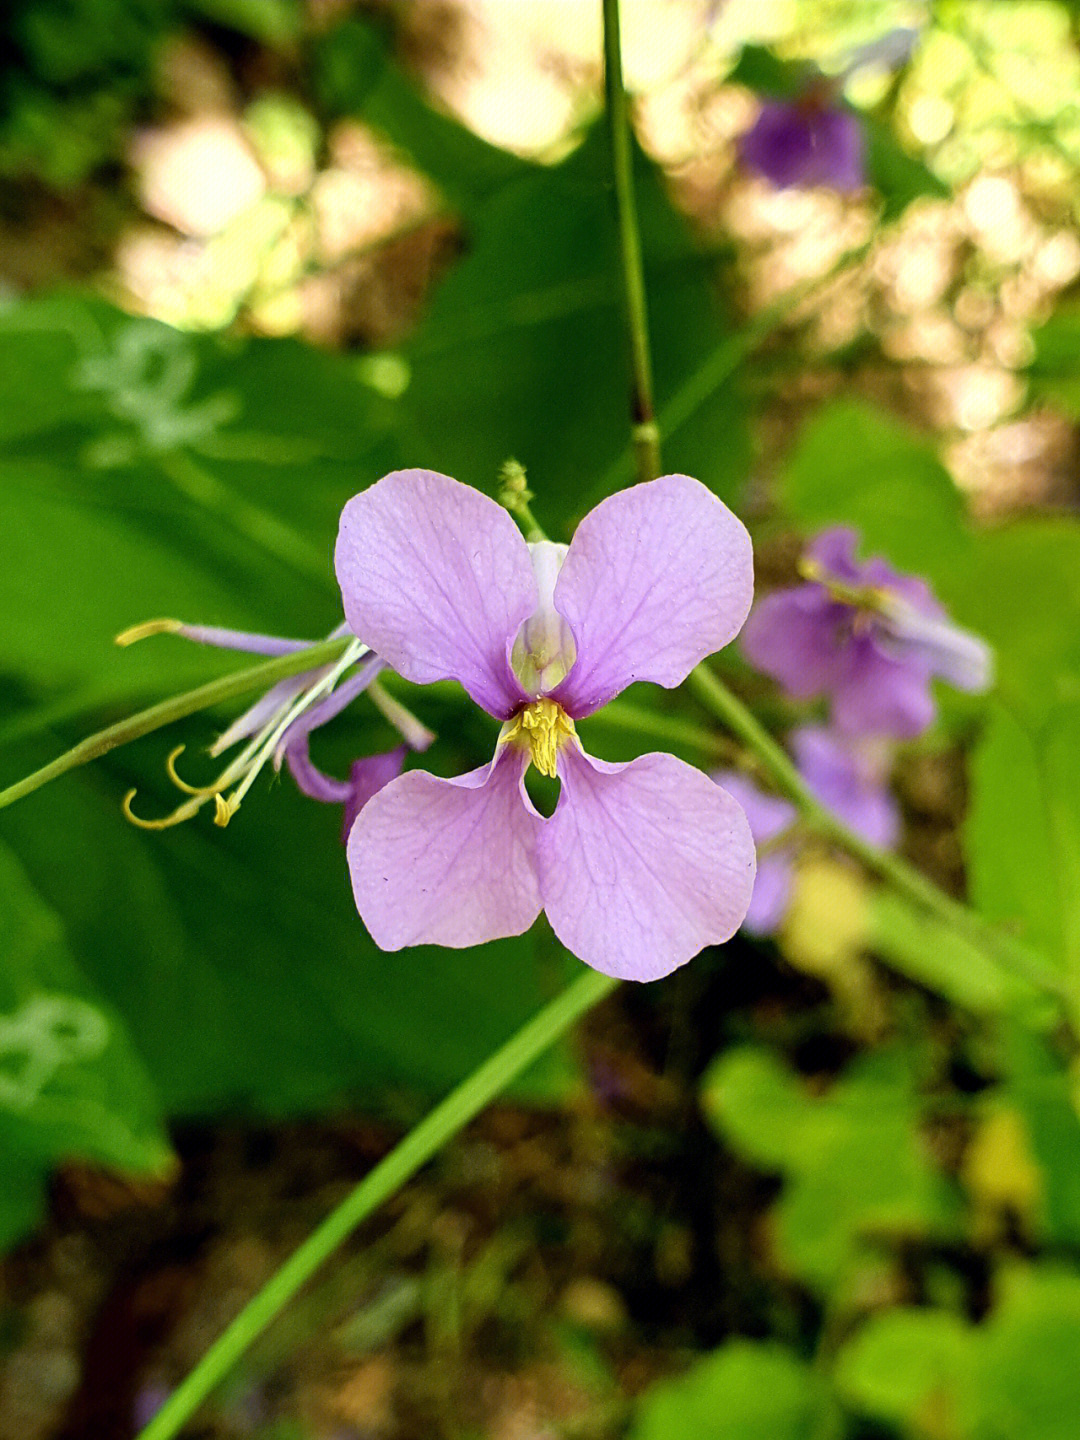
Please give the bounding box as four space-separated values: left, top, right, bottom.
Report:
347 747 542 949
537 745 755 980
551 475 753 718
335 469 535 719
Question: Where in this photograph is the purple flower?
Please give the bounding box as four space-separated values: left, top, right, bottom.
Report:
117 618 431 830
335 469 756 982
740 96 864 191
741 528 993 738
717 725 900 936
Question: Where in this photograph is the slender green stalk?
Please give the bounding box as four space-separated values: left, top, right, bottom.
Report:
137 966 618 1440
603 0 661 484
688 664 1069 1002
0 637 351 812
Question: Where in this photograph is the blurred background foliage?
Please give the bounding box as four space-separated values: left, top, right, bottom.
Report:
4 0 1080 1436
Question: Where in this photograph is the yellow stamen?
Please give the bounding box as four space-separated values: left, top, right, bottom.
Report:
214 793 240 827
503 698 576 778
114 618 183 647
797 557 890 613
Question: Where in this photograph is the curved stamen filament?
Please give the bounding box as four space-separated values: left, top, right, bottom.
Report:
121 637 372 832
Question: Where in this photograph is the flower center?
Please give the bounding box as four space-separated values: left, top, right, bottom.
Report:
798 556 892 616
502 698 576 779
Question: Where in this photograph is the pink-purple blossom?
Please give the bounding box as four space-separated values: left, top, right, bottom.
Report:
717 726 900 936
740 528 992 738
335 469 757 982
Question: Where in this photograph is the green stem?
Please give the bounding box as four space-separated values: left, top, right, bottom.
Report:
603 0 661 484
0 637 351 812
137 967 618 1440
687 663 1069 1003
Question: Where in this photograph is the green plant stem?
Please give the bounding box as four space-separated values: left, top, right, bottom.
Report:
603 0 661 484
687 663 1069 1003
0 637 351 812
136 966 618 1440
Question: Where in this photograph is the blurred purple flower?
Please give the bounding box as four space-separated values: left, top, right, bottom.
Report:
717 725 899 936
740 97 864 191
741 527 993 738
335 468 756 981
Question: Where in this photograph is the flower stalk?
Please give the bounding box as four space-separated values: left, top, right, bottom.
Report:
687 662 1068 1003
136 964 618 1440
603 0 661 485
0 636 352 813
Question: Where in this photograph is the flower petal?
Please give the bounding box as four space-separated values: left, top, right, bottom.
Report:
336 470 535 718
347 747 542 950
791 726 900 849
551 475 753 717
712 770 797 937
538 745 755 980
834 641 935 738
743 854 794 936
740 587 846 697
341 747 408 840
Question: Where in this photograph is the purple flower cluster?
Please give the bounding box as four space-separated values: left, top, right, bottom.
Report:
726 525 991 936
741 527 992 739
738 26 920 193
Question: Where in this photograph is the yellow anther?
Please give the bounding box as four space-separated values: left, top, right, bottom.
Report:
114 618 183 647
213 793 240 827
796 557 889 613
503 698 576 778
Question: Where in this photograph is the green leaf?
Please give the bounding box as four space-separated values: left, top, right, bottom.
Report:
834 1307 975 1430
705 1045 954 1289
400 124 751 527
777 1052 954 1288
870 888 1046 1019
777 399 968 577
0 838 172 1249
966 703 1080 982
1026 304 1080 417
947 522 1080 722
1003 1027 1080 1246
628 1341 833 1440
1 730 573 1117
700 1044 810 1171
726 45 807 98
968 1268 1080 1440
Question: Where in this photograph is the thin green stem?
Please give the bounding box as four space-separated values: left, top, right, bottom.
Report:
0 637 351 812
687 663 1069 1004
603 0 661 484
137 966 618 1440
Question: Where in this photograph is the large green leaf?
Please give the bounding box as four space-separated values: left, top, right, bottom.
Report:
0 839 172 1248
967 1268 1080 1440
628 1341 833 1440
966 703 1080 982
399 124 751 526
0 294 574 1121
703 1044 955 1289
834 1307 975 1432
